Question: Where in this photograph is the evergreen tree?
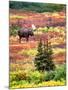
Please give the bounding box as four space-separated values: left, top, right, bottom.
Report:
43 42 55 71
34 40 55 72
34 40 43 71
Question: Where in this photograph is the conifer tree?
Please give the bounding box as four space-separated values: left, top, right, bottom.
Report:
34 39 43 71
43 42 55 71
34 40 55 72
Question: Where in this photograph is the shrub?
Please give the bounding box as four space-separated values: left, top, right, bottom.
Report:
18 49 38 56
37 27 49 33
10 25 20 36
10 70 28 81
54 64 66 81
10 70 44 84
44 64 66 81
27 71 43 84
10 64 66 88
27 49 38 56
48 27 54 32
15 71 28 81
10 72 17 82
44 71 55 81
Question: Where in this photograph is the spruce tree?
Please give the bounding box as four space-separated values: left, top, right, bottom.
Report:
43 42 55 71
34 40 55 72
34 39 43 71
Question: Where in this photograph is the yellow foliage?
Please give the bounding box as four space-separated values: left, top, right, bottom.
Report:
10 80 65 88
10 15 27 19
53 48 65 54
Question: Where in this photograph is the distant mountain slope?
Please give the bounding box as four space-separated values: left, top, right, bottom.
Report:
9 1 66 13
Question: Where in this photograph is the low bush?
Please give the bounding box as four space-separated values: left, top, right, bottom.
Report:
10 25 20 36
10 72 17 82
10 64 66 88
44 64 66 81
44 71 55 81
27 71 43 84
53 64 66 81
10 70 28 81
18 49 38 56
37 27 48 33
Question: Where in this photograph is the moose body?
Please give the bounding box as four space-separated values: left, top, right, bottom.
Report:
18 28 34 43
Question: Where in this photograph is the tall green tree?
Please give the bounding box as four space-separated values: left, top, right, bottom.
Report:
43 42 55 71
34 40 43 71
34 40 55 72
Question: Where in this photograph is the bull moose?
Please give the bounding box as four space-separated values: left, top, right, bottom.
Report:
18 28 34 43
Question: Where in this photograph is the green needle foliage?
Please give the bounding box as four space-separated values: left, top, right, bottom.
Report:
34 40 55 72
34 40 43 71
44 42 55 71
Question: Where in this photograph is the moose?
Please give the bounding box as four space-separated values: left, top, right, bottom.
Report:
18 28 34 43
